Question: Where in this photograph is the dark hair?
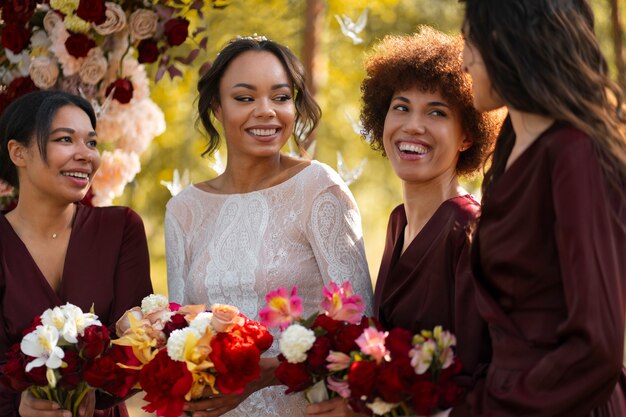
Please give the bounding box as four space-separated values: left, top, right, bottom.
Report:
197 37 322 157
462 0 626 201
0 90 96 188
360 26 500 177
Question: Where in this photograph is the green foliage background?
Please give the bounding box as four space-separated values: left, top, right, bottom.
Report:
113 0 619 296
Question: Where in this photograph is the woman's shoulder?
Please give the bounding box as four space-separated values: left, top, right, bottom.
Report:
443 194 481 226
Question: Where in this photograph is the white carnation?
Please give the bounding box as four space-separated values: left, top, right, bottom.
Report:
279 323 315 364
366 397 397 415
189 312 214 335
167 327 201 362
141 294 169 315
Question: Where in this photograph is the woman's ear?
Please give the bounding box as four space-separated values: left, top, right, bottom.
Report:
212 102 222 123
459 135 473 152
7 140 28 167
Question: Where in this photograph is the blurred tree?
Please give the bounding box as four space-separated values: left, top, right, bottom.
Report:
114 0 619 298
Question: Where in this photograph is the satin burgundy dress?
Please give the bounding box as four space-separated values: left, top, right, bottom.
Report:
471 122 626 416
374 195 492 417
0 204 153 417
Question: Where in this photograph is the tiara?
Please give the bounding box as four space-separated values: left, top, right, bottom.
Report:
235 33 269 42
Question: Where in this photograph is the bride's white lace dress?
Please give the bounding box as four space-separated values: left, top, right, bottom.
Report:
165 160 373 417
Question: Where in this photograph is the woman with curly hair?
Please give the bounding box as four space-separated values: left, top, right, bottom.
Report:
307 26 500 417
461 0 626 415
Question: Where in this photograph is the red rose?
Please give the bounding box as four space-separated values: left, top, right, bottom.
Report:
105 78 134 104
1 22 30 53
163 313 188 337
312 314 342 337
168 302 181 311
163 17 189 46
0 344 30 392
25 363 48 387
375 358 414 403
84 345 140 397
333 323 363 353
385 328 413 358
78 325 110 359
347 360 378 399
75 0 106 24
59 350 83 389
65 33 96 58
137 39 159 64
2 0 36 23
438 380 465 409
140 349 193 417
274 361 313 394
439 357 463 383
307 336 331 373
409 380 439 416
239 319 273 352
22 316 42 336
209 332 261 394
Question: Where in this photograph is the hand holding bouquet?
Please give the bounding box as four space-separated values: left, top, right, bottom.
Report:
0 303 123 416
259 281 369 403
113 294 273 417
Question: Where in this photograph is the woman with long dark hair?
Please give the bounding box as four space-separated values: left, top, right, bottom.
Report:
0 90 153 417
461 0 626 415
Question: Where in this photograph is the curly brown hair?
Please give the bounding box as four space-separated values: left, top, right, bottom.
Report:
360 26 499 176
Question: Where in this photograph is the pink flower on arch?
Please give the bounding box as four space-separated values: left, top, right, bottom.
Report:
259 287 303 330
320 282 365 324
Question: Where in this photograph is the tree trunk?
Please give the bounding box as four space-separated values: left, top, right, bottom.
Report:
301 0 325 152
609 0 626 92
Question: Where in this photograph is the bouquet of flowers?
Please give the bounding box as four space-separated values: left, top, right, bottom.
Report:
0 303 134 416
0 0 228 207
259 282 370 403
329 325 464 416
112 294 273 417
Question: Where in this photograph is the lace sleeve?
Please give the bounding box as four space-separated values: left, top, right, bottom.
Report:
165 205 186 304
306 184 374 315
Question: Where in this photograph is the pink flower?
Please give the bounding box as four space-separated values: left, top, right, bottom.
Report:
320 282 365 324
356 328 389 364
259 287 303 330
327 377 351 398
210 304 244 333
326 351 351 372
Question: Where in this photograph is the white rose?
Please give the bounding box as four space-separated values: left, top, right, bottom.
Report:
79 48 107 85
128 9 158 41
279 323 316 364
93 2 127 35
141 294 169 315
43 10 64 34
167 327 201 362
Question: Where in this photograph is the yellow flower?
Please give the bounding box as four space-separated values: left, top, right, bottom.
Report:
50 0 79 14
64 14 91 34
112 314 159 366
181 328 218 400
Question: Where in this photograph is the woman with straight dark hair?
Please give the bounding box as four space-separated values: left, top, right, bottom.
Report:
165 36 372 417
0 90 153 417
461 0 626 415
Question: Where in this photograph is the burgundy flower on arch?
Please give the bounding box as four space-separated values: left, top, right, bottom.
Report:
76 0 106 24
65 33 96 58
105 78 134 104
1 22 30 54
163 18 189 46
137 39 159 64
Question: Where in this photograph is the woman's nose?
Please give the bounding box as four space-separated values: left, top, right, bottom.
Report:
255 98 276 117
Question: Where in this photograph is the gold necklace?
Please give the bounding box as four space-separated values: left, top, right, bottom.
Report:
51 206 77 239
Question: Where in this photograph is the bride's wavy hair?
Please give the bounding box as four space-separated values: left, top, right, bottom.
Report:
197 36 321 157
462 0 626 205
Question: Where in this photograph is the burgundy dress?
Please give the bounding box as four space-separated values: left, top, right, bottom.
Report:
472 122 626 416
0 204 153 417
374 195 491 417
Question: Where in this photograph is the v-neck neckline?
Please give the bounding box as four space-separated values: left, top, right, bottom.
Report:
392 195 469 268
0 205 81 301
